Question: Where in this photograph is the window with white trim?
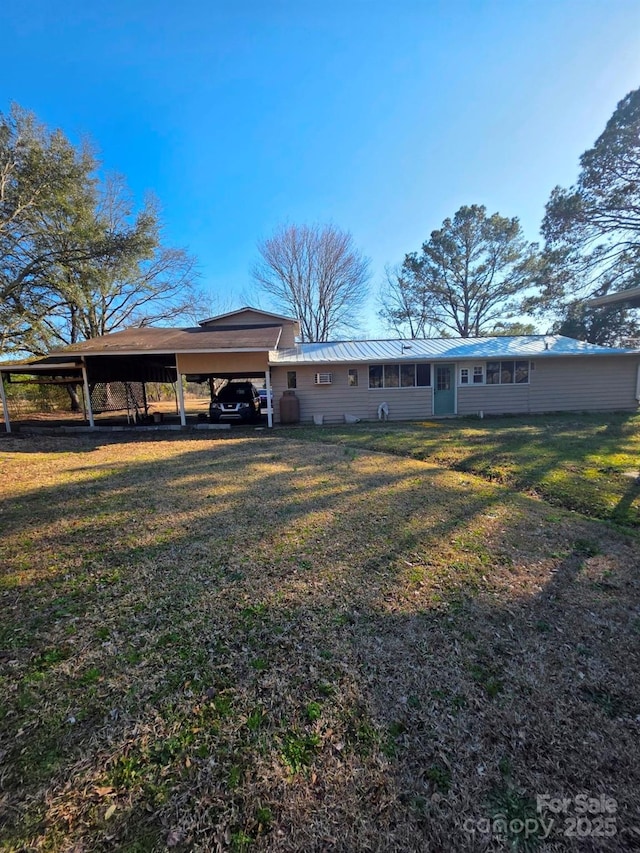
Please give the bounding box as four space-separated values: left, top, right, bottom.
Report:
460 365 485 385
486 360 530 385
348 368 358 387
368 363 431 389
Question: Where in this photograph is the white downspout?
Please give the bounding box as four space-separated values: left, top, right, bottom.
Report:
175 356 186 426
81 360 95 428
265 368 273 428
0 371 11 433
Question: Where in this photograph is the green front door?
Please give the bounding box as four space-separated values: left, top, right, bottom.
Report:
434 363 455 415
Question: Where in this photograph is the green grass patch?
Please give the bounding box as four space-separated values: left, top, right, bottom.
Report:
0 431 638 851
279 412 640 525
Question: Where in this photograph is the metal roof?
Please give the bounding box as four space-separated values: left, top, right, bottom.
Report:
268 335 639 365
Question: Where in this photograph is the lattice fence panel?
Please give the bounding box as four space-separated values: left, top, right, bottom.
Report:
90 382 146 414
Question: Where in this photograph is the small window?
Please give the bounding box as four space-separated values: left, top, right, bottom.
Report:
400 364 416 387
416 364 431 387
473 365 484 384
436 366 452 391
369 365 383 388
460 368 469 385
348 368 358 387
287 371 297 389
515 361 529 383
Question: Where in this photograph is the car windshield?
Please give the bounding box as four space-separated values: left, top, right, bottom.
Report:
218 384 253 402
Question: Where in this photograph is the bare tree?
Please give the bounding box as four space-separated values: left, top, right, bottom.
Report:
378 264 440 338
252 223 370 342
0 106 203 357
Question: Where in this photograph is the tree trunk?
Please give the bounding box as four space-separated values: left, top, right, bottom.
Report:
66 383 81 412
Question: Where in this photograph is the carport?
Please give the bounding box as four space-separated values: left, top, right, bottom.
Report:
0 318 284 433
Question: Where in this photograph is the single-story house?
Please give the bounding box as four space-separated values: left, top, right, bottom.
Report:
1 307 639 432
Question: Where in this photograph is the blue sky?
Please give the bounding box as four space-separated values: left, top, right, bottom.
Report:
2 0 640 335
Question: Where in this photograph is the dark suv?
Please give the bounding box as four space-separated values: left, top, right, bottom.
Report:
210 382 262 424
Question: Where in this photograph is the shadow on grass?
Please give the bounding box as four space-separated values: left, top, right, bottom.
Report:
1 432 639 851
280 412 640 526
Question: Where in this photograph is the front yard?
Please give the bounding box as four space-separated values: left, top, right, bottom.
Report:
1 425 639 850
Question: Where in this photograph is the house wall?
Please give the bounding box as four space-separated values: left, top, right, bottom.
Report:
457 355 639 415
177 352 269 375
269 355 639 423
270 364 433 423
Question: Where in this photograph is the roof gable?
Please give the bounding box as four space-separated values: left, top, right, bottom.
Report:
198 306 298 327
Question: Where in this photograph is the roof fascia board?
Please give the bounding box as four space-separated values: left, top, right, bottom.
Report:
587 286 640 308
61 347 274 357
0 361 82 371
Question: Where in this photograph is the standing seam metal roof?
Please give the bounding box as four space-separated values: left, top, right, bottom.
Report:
268 335 639 364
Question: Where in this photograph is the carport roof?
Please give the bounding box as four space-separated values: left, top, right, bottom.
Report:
47 324 283 356
0 355 84 377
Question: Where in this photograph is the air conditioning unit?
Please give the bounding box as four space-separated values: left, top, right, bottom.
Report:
314 372 333 385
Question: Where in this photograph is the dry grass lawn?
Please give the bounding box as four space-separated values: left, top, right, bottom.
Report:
1 432 639 851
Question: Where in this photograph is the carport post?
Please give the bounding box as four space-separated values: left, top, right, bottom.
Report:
265 368 273 428
0 371 11 433
81 360 95 428
176 373 186 426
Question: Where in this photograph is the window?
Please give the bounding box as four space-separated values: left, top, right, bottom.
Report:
348 368 358 387
416 364 431 387
500 361 515 383
384 364 399 387
369 365 383 388
460 364 485 385
287 371 297 389
400 364 416 387
369 363 431 389
487 362 500 384
436 366 451 391
486 361 530 385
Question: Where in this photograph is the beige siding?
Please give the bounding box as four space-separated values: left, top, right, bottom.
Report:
177 352 269 375
529 356 638 412
457 384 530 415
458 355 639 415
270 365 433 423
269 356 639 422
202 310 298 347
